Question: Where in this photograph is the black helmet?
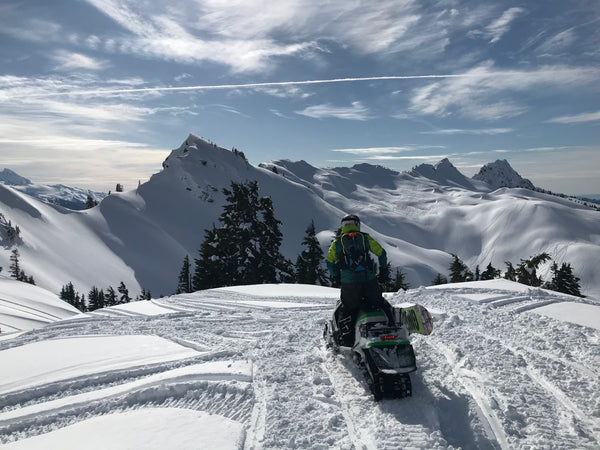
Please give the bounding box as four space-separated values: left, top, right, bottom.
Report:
341 214 360 229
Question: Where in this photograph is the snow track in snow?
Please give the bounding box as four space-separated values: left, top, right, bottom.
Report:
2 283 599 449
407 286 600 449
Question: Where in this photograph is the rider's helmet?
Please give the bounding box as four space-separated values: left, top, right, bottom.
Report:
340 214 360 229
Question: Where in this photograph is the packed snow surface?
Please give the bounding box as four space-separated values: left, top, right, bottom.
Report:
1 282 599 449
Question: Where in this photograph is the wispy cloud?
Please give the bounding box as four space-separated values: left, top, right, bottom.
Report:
332 147 417 155
295 102 371 120
421 128 513 135
9 74 474 99
0 18 63 43
74 0 496 73
469 7 526 43
409 63 599 120
546 110 600 124
536 29 577 56
51 50 108 71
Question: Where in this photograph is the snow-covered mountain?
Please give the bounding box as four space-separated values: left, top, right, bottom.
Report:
0 168 106 210
472 159 535 190
0 134 599 300
1 280 599 448
409 158 478 190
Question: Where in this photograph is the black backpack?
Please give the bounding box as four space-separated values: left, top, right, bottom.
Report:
338 232 371 271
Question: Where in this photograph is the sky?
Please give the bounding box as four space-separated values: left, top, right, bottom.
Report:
1 1 599 195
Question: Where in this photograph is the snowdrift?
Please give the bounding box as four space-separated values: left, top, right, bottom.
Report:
0 277 80 334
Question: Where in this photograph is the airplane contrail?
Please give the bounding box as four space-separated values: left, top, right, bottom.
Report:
24 74 474 97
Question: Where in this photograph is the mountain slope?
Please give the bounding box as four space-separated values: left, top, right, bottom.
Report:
0 168 106 210
1 282 599 448
1 134 599 298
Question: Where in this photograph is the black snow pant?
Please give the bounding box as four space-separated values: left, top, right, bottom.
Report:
335 278 394 346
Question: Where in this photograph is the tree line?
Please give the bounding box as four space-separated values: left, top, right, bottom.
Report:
59 281 151 312
433 252 584 297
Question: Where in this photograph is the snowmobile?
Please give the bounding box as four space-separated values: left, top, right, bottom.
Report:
324 301 433 400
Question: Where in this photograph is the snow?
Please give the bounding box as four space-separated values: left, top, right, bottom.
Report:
0 277 80 333
1 282 599 449
87 299 180 317
2 135 599 300
3 409 244 450
0 335 201 394
533 302 600 330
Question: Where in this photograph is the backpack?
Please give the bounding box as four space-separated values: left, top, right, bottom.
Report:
338 232 371 271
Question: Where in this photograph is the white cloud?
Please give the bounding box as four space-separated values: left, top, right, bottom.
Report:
76 0 475 73
481 7 526 43
409 63 599 120
296 102 371 121
51 50 108 71
332 147 416 155
0 114 168 190
420 128 513 135
0 18 63 43
547 110 600 124
536 29 577 55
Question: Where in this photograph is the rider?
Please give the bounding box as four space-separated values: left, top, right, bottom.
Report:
326 214 395 346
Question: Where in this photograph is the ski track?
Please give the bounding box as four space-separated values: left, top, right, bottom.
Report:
1 287 599 448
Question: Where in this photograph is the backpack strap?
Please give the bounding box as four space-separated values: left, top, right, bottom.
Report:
338 231 371 271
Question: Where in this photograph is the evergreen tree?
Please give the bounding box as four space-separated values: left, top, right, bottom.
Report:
480 262 502 280
377 262 392 291
504 261 517 281
448 254 472 283
60 282 77 307
548 262 583 297
136 288 152 301
77 293 86 312
117 282 131 303
85 195 97 209
474 265 480 281
105 286 118 307
295 220 328 286
88 286 105 311
193 225 228 290
251 195 282 283
517 252 551 286
176 255 193 294
9 249 21 280
194 181 292 289
432 273 448 285
391 268 410 291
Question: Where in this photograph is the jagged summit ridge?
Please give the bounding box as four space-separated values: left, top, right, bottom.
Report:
409 158 475 190
473 159 535 190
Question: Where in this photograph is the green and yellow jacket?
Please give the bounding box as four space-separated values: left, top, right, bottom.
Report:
326 224 387 284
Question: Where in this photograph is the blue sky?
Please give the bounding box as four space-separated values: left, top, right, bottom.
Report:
1 1 599 195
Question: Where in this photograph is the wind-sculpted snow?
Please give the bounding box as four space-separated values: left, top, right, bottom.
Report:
1 282 599 449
